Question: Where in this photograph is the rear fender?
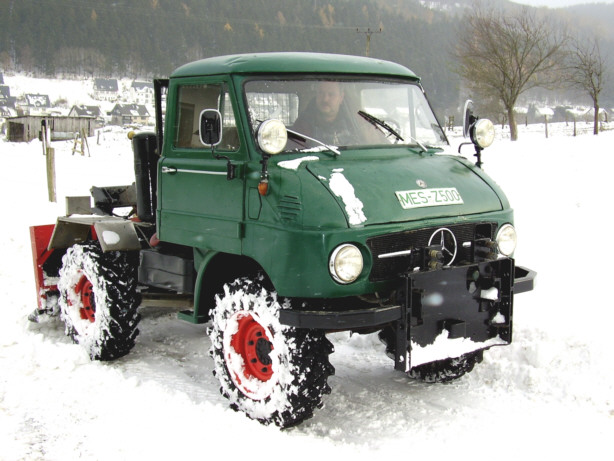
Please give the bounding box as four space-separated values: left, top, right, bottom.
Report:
30 217 143 311
48 216 141 252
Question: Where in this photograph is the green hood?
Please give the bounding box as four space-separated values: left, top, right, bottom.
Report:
304 152 505 227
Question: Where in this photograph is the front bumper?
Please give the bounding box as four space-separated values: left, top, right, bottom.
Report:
279 258 536 371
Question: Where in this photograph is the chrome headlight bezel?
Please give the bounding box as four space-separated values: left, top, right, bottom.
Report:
257 119 288 155
329 244 364 284
472 118 495 149
496 223 517 256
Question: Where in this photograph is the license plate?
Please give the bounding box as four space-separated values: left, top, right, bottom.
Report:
395 187 464 210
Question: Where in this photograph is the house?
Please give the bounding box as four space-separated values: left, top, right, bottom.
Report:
130 81 154 106
108 103 150 126
16 94 53 116
534 106 554 121
0 85 15 107
25 94 51 108
1 106 18 135
93 78 119 101
69 105 104 128
69 104 102 118
0 106 17 118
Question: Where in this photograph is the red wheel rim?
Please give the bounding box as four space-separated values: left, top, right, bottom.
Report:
230 314 273 382
74 274 96 323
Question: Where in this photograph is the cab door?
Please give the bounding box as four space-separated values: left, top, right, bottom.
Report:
158 79 245 253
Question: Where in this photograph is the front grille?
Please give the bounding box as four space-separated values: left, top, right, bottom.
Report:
367 222 495 281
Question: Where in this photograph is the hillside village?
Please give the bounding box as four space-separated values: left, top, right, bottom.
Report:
0 72 154 141
1 65 612 142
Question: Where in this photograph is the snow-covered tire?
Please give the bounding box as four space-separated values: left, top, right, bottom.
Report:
208 277 335 427
379 327 482 383
58 241 141 361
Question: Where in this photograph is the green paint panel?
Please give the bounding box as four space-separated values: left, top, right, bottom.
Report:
305 151 503 226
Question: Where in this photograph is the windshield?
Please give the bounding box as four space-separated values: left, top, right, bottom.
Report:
244 78 448 151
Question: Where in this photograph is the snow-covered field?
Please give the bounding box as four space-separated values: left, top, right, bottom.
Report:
1 82 613 458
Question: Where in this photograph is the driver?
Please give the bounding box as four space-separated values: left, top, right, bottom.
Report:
293 81 355 146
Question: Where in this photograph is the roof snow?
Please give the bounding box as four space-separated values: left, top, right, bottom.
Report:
131 81 153 92
94 78 119 92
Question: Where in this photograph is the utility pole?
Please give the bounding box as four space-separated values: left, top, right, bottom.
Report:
356 27 382 57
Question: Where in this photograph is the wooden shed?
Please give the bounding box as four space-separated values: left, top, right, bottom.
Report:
6 115 95 142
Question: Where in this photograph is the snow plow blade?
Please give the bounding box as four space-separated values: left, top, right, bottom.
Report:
29 224 61 314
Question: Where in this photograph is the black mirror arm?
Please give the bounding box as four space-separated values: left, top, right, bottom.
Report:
213 152 236 181
457 141 483 169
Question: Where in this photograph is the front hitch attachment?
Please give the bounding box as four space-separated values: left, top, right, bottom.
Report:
393 258 515 372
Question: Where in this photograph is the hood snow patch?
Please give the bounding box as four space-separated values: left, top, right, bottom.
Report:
328 170 367 226
278 156 319 171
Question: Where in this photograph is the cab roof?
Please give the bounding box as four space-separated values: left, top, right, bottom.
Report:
170 52 420 81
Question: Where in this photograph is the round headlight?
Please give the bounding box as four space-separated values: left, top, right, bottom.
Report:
472 118 495 149
496 224 517 256
257 119 287 155
329 244 363 284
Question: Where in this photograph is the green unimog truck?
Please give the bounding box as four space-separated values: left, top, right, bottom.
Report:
30 52 535 427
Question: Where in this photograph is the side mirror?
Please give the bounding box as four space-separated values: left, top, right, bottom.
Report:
462 100 476 139
199 109 222 146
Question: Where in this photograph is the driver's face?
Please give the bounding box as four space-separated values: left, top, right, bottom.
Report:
316 82 344 122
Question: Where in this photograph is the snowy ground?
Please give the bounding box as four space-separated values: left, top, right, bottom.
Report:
1 115 613 460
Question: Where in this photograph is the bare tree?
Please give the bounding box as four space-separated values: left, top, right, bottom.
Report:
567 35 607 135
455 5 568 141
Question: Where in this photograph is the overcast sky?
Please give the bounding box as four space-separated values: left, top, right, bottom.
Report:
513 0 614 7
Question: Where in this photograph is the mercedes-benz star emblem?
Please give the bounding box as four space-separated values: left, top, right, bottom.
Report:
416 179 427 188
428 228 457 266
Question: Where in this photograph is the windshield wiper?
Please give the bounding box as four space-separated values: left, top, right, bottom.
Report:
286 128 341 156
358 110 404 141
358 110 428 152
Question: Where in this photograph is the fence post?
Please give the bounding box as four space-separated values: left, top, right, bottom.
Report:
41 120 47 156
82 128 91 156
41 119 56 202
46 147 56 203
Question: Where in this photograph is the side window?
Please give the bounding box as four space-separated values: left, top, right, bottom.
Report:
174 83 239 151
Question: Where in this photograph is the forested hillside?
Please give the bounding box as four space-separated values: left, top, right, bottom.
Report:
0 0 474 113
1 0 613 114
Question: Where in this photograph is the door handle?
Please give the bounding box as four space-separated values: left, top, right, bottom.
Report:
161 166 177 174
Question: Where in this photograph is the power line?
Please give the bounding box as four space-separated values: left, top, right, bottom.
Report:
356 27 382 56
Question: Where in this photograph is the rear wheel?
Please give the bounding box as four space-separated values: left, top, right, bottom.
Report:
208 277 335 427
58 241 140 361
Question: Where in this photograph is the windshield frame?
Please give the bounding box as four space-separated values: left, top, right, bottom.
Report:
242 75 449 153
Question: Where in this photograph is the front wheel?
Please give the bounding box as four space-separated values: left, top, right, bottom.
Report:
58 241 140 361
208 277 335 427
